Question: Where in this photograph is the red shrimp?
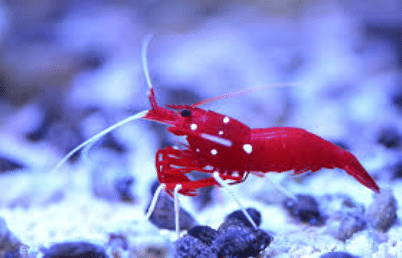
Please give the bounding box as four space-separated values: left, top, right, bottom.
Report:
53 35 380 199
145 90 380 196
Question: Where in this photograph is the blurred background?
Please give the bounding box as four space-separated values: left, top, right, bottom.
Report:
0 0 402 256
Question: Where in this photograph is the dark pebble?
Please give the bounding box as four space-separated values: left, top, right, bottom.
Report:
365 188 398 232
108 233 128 250
26 106 61 142
320 251 360 258
150 180 160 196
146 190 197 231
377 127 401 149
42 241 107 258
224 208 261 228
392 91 402 109
212 227 273 258
218 218 250 234
283 194 324 226
99 134 125 153
0 157 24 172
175 235 216 258
326 211 366 241
113 176 135 202
81 50 106 70
392 161 402 178
3 252 19 258
188 226 218 246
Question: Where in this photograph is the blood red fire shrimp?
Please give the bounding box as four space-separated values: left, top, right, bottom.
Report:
53 35 380 233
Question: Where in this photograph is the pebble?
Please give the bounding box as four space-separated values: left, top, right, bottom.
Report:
175 235 216 258
0 157 24 173
212 227 273 258
392 91 402 110
365 188 398 232
146 190 197 231
175 208 273 257
187 226 218 246
224 207 262 228
377 127 401 149
326 211 366 241
320 251 360 258
283 194 324 226
113 176 135 203
108 233 128 250
41 241 107 258
218 218 250 234
392 161 402 178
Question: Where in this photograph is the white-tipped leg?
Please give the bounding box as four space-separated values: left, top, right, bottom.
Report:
145 183 166 220
141 33 154 90
174 184 182 240
50 110 149 173
213 172 258 230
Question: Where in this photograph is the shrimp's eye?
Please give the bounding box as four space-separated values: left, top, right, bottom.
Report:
180 109 191 117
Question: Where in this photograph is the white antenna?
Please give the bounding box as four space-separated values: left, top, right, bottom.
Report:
142 33 154 90
50 110 149 173
50 34 157 173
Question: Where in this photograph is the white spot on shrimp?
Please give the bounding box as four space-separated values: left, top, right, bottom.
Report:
196 148 200 153
211 149 218 155
218 131 224 135
190 123 197 131
223 117 230 124
243 144 252 154
201 133 233 147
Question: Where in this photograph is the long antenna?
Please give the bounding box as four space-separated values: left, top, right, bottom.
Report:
192 83 297 107
51 34 157 173
50 110 149 173
142 33 154 90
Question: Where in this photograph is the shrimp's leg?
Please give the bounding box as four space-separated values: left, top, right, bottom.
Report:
145 183 183 240
145 183 166 220
212 172 258 230
174 184 182 240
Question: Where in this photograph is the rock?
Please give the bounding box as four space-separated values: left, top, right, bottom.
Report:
187 226 218 246
0 157 24 173
176 208 273 258
175 235 216 258
283 194 324 226
377 127 401 149
146 190 197 231
212 227 273 258
113 176 135 203
326 211 366 241
224 208 262 228
41 241 107 258
320 251 360 258
365 188 397 232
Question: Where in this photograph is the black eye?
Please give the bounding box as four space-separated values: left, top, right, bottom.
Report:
180 109 191 117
